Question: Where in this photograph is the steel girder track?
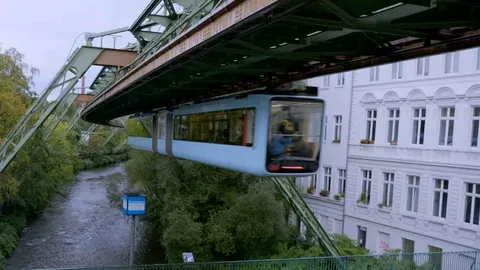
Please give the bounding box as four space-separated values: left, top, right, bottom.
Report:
270 177 341 257
0 47 103 173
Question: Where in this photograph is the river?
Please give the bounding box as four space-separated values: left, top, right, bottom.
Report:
6 164 133 270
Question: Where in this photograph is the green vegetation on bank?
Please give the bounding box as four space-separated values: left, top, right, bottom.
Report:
125 149 368 264
0 46 124 268
125 150 443 269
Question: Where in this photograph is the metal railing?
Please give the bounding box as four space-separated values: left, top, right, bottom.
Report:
37 250 480 270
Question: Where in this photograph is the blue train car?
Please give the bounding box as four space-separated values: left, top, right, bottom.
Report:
127 94 324 176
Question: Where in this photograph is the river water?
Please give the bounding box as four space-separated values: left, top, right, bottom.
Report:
6 164 133 270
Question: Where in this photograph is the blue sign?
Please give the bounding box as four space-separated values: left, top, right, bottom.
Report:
182 252 195 263
122 193 147 215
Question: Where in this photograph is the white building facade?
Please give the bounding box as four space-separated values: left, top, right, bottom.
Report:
299 47 480 254
296 71 353 235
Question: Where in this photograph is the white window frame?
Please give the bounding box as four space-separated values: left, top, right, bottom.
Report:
444 51 460 74
360 170 372 204
471 107 480 147
387 109 400 143
336 72 345 86
323 75 330 88
412 108 426 145
338 169 346 194
433 178 449 218
382 172 394 206
392 62 403 79
369 66 380 82
463 182 480 226
334 115 342 141
323 167 332 192
416 57 430 76
406 175 420 212
323 115 328 141
477 48 480 71
438 107 455 146
365 109 377 141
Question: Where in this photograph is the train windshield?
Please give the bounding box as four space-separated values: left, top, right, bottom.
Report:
266 98 324 173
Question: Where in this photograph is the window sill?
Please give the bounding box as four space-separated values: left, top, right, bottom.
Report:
457 223 480 233
332 141 341 144
305 194 344 205
377 207 392 213
401 212 420 219
356 203 369 208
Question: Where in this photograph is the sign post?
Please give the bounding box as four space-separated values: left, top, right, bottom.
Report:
122 193 147 266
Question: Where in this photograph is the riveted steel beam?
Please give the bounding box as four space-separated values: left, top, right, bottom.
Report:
0 46 104 173
270 177 341 257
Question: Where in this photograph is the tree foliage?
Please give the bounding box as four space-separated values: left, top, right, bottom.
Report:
0 46 81 266
125 149 369 264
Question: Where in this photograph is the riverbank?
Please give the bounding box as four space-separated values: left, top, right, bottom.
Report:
6 164 133 269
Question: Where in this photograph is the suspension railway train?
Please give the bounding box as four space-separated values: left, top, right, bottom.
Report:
126 94 325 176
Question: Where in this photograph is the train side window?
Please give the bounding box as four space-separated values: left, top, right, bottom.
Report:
173 108 255 146
266 99 324 173
127 116 153 138
158 114 166 139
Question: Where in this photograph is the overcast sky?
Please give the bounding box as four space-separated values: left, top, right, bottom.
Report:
0 0 151 97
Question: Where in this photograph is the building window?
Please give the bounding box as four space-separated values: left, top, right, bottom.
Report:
387 109 400 143
406 175 420 212
392 62 403 79
309 174 317 189
433 179 449 218
357 226 367 248
306 174 317 194
323 167 332 192
365 110 377 141
428 246 443 270
463 183 480 225
338 169 346 194
334 115 342 141
359 170 372 204
471 107 480 147
412 108 426 145
337 73 345 86
323 75 330 88
402 238 415 261
369 66 379 82
416 57 430 76
444 51 460 74
382 173 394 207
439 107 455 146
402 238 415 254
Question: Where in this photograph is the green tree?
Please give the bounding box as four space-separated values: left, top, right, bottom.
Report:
0 46 81 267
125 149 370 264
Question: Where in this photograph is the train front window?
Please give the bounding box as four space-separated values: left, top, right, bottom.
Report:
266 98 324 173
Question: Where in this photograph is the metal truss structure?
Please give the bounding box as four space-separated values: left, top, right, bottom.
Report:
271 177 341 256
0 42 137 173
0 47 104 173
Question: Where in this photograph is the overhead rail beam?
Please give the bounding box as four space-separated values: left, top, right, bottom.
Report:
80 0 480 125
